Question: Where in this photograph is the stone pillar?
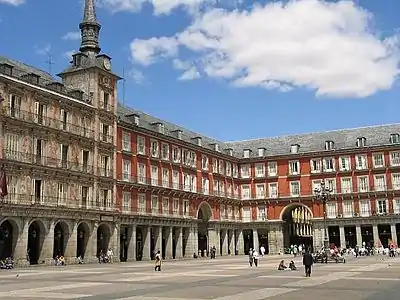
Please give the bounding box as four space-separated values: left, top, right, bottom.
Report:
237 230 245 255
111 223 120 263
355 225 362 247
339 226 346 248
208 228 219 256
184 226 196 258
14 218 29 266
165 227 173 259
228 230 235 255
312 226 324 251
65 222 78 263
87 222 99 263
391 224 398 246
176 227 183 259
155 226 162 256
142 226 151 260
253 229 259 252
40 221 55 264
191 225 198 257
373 225 380 247
221 229 228 255
127 225 136 261
268 226 284 254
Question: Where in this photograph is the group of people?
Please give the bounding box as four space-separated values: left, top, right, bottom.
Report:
98 249 114 263
0 257 14 269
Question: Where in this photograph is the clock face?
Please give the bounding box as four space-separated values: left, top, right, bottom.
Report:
103 58 111 70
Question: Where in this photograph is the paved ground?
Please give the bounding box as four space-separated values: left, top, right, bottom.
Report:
0 254 399 299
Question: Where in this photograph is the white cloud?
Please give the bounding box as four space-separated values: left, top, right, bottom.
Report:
0 0 25 5
62 31 80 41
173 59 200 80
129 0 400 98
128 68 147 84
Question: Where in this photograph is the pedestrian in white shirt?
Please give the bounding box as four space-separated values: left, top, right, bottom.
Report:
260 246 265 257
253 250 259 267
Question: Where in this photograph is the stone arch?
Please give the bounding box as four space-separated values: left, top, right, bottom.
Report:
53 221 70 258
97 223 112 257
0 218 19 260
280 203 313 221
27 219 46 265
77 221 91 258
197 201 213 222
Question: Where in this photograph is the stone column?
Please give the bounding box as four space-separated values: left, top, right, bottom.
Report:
391 224 398 246
355 225 362 246
191 225 198 257
221 229 228 255
65 222 78 263
208 228 219 256
184 227 195 258
339 226 346 248
229 230 235 255
87 222 99 263
253 229 259 252
142 226 151 260
127 225 136 262
165 227 173 259
373 225 380 247
312 226 324 250
14 218 29 266
155 226 162 256
40 221 55 264
176 227 183 259
237 230 245 255
111 223 120 263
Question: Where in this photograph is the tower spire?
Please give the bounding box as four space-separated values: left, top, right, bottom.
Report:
79 0 101 54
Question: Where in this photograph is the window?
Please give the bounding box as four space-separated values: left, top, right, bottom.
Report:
390 133 400 144
289 160 300 175
170 146 180 163
268 162 277 176
232 164 238 178
226 162 232 177
172 170 179 189
227 205 233 220
57 183 67 205
376 199 388 215
258 206 266 221
241 185 251 199
137 136 145 155
258 148 265 157
392 174 400 190
202 155 208 170
122 160 131 181
342 200 354 217
256 184 265 198
202 178 209 194
312 180 321 192
233 183 239 198
325 140 334 150
81 186 89 208
183 173 190 191
150 140 159 158
33 179 43 204
241 164 250 178
234 206 240 220
242 207 251 222
290 144 299 153
151 195 159 215
8 94 21 118
218 160 225 175
122 192 131 213
5 134 19 160
326 178 336 194
60 144 69 168
34 102 47 125
182 149 189 166
373 153 384 168
213 179 218 194
162 197 169 215
190 174 197 193
226 182 232 197
390 151 400 166
357 176 369 193
100 155 110 177
356 137 366 147
341 177 352 194
162 168 170 187
161 143 169 160
151 165 158 186
290 181 300 196
359 200 370 217
355 155 368 170
339 156 351 171
323 158 335 172
183 200 189 216
220 205 227 219
326 202 337 218
103 91 110 110
252 164 264 178
101 189 111 209
393 199 400 214
188 151 197 168
173 199 179 214
137 163 146 184
122 131 131 152
374 175 386 191
268 183 278 198
310 159 321 173
138 194 146 214
100 123 110 142
243 149 250 158
59 108 69 131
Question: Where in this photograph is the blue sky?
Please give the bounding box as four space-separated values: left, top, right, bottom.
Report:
0 0 399 141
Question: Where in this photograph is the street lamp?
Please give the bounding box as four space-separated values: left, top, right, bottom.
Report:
314 179 332 255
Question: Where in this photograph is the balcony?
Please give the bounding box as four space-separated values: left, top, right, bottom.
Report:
99 132 114 144
3 150 93 174
3 108 94 139
97 167 113 178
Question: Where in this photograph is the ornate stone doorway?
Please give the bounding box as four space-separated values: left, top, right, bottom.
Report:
0 220 15 260
282 204 313 251
197 202 212 257
76 222 90 258
27 220 44 265
97 224 111 256
53 222 69 258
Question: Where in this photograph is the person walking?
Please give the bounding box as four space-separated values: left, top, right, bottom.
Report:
248 248 254 267
253 249 259 267
303 250 313 277
154 250 162 271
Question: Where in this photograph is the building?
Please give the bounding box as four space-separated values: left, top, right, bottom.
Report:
1 0 400 265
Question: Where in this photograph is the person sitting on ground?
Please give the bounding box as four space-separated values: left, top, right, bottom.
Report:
278 260 287 270
289 260 297 271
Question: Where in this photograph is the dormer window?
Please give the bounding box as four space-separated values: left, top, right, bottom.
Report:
243 149 251 158
192 137 202 146
258 148 266 157
173 130 182 139
225 148 233 156
356 137 366 147
325 140 334 151
390 133 400 144
290 144 300 154
214 144 220 152
152 122 164 134
133 114 139 126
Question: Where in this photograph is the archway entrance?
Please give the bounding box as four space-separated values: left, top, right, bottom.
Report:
97 224 111 257
0 220 15 260
120 226 128 262
77 222 90 258
53 222 69 258
282 205 313 251
197 202 212 257
27 221 44 265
